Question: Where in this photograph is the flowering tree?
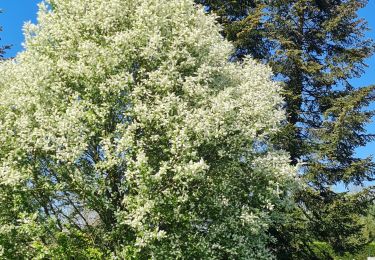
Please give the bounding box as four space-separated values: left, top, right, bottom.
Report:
0 0 295 258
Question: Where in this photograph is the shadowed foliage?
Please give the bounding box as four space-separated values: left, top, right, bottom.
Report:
195 0 375 258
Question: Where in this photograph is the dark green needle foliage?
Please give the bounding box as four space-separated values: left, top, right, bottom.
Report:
196 0 375 258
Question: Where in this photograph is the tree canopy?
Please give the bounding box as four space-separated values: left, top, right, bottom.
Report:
0 0 295 258
196 0 375 258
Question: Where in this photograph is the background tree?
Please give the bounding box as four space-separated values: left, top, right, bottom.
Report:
0 0 295 258
362 203 375 242
196 0 375 258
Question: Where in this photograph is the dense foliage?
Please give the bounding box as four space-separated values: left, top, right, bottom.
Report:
311 241 375 259
196 0 375 258
0 0 296 258
362 203 375 242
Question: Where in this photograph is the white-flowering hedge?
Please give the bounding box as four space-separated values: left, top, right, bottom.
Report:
0 0 296 258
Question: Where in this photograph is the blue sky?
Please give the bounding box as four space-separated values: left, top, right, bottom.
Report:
0 0 39 57
0 1 374 191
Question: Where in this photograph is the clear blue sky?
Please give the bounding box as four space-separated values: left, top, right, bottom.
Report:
1 1 374 191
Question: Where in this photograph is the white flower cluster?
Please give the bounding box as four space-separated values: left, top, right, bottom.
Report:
0 0 296 258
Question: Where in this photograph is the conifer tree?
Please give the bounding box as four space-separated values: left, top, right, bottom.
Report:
0 0 295 258
196 0 375 258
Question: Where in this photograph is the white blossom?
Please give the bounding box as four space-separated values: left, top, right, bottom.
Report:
0 0 296 258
